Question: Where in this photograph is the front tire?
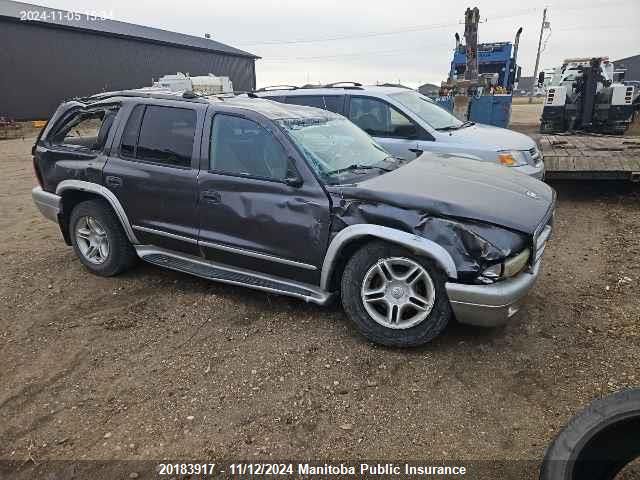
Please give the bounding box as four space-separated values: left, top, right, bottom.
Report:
341 241 452 347
69 199 137 277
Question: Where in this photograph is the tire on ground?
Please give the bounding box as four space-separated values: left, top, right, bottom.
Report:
69 199 137 277
539 388 640 480
341 240 452 347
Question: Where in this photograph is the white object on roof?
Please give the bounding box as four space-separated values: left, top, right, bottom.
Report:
154 72 234 95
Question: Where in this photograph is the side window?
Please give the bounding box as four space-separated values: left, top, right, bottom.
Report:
210 114 290 181
349 97 419 139
323 96 343 114
266 96 286 104
50 108 118 151
285 96 325 109
285 95 343 114
120 104 196 168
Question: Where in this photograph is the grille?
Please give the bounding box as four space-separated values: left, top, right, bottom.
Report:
534 226 552 264
533 204 554 265
527 147 542 166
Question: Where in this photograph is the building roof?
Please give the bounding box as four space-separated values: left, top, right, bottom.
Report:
613 54 640 62
613 54 640 65
0 0 259 59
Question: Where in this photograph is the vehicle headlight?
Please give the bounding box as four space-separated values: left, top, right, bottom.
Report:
503 248 531 277
497 150 528 167
480 248 531 282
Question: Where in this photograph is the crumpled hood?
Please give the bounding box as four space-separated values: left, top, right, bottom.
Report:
441 123 537 151
331 153 555 234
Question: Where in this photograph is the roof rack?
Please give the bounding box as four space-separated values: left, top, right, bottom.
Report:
323 81 364 89
255 85 299 92
77 88 261 105
78 89 210 104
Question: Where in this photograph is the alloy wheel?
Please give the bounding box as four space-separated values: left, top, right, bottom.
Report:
361 256 436 330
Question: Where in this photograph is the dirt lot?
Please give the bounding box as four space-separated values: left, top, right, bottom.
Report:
1 135 639 477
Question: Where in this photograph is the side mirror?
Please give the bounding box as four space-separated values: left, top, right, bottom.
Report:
284 175 303 188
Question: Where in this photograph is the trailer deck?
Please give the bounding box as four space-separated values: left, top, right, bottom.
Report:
536 134 640 181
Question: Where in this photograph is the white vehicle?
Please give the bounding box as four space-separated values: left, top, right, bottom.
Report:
258 83 544 179
540 57 635 134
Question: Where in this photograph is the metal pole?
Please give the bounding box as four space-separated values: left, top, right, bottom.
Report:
530 7 547 103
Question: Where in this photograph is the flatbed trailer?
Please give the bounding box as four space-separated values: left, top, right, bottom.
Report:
534 134 640 181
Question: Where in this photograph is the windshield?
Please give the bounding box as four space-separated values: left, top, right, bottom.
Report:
390 91 463 130
278 117 394 184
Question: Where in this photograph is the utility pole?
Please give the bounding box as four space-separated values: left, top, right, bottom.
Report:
530 7 548 103
464 7 480 82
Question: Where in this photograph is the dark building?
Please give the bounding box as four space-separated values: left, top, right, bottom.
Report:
613 54 640 82
0 0 259 119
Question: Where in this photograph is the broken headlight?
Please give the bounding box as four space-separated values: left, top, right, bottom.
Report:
480 248 531 283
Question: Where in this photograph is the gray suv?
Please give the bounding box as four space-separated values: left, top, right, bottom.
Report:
258 83 545 179
32 90 554 347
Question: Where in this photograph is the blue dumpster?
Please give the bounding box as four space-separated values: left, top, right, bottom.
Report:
468 95 513 128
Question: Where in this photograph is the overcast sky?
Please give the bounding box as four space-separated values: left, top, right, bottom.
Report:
35 0 640 88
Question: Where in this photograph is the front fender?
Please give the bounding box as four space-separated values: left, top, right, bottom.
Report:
320 224 458 290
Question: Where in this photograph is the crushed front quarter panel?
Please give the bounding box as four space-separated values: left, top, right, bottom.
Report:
327 191 528 283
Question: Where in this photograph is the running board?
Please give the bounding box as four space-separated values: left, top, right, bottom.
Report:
135 246 333 305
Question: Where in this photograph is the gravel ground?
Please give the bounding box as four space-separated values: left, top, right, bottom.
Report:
1 136 639 478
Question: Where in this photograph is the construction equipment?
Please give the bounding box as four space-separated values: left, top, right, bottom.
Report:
438 7 522 128
540 57 635 134
449 33 523 93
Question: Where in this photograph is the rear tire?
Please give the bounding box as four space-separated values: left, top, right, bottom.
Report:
341 241 451 347
540 389 640 480
69 199 137 277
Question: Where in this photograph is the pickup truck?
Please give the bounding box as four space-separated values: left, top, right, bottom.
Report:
32 90 555 347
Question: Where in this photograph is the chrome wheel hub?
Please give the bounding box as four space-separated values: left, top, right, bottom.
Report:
361 257 436 330
75 216 109 264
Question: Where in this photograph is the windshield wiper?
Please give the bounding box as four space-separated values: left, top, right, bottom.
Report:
436 120 475 131
435 124 462 131
325 164 392 176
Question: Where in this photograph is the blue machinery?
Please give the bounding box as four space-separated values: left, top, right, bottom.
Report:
450 42 521 90
432 10 523 129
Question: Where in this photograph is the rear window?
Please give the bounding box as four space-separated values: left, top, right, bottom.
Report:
120 105 196 168
49 107 118 151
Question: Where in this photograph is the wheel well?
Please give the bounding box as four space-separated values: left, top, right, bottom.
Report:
326 236 372 292
326 236 449 292
59 190 108 245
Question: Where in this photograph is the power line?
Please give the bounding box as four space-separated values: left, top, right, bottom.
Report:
259 21 634 64
261 42 453 63
232 7 538 46
226 0 635 47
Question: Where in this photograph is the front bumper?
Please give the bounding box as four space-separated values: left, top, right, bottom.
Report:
445 261 541 327
32 186 61 222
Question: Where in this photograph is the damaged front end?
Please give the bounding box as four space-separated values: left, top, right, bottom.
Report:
328 193 530 285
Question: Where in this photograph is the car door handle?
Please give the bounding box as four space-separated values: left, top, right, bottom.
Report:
201 190 221 204
409 148 424 157
105 176 123 188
